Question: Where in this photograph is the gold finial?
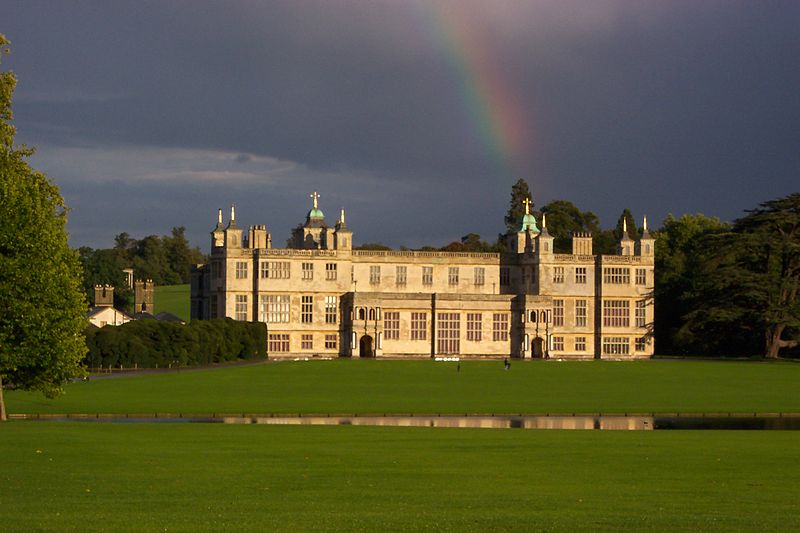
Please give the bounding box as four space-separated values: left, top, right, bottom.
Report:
340 208 345 225
217 208 223 225
623 218 627 233
542 212 547 228
643 215 648 232
231 204 236 222
522 197 532 215
310 191 320 210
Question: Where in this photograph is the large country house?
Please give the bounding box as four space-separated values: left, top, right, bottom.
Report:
191 192 654 359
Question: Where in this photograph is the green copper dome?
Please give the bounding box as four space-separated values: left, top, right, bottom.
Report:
307 207 325 219
520 212 539 233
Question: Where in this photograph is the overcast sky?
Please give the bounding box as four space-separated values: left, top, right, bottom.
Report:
4 0 799 251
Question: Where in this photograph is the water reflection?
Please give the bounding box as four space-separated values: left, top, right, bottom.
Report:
17 413 800 430
226 415 655 430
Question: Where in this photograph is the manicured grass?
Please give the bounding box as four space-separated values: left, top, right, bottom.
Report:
7 359 800 415
153 284 189 322
0 423 798 531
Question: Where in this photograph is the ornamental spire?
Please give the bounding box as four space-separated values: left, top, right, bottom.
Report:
643 215 648 232
217 208 223 225
310 191 320 210
340 208 346 225
231 204 236 223
542 212 547 228
523 197 532 215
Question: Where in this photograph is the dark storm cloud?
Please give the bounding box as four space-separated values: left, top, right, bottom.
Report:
3 1 799 249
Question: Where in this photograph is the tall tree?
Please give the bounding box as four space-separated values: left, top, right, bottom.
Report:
0 36 87 420
681 194 800 358
504 178 532 235
653 214 729 354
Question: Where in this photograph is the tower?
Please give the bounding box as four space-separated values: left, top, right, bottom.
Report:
134 279 155 314
295 191 328 249
536 213 554 256
514 197 539 254
211 208 225 249
224 205 242 249
334 207 352 252
617 218 633 256
636 216 654 257
94 284 114 307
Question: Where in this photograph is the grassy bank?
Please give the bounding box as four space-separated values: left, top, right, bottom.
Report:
1 423 797 531
153 284 189 321
7 359 800 415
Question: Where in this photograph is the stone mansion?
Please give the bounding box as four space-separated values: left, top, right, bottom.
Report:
190 192 654 359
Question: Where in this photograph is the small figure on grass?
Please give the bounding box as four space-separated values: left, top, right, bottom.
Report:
504 358 510 370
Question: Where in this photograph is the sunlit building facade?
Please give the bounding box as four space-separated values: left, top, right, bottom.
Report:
191 193 654 359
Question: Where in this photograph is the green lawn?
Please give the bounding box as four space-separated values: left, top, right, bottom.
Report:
7 359 800 415
153 283 189 321
0 423 798 531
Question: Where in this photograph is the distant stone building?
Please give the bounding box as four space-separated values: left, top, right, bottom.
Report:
191 192 654 359
87 285 133 327
133 279 154 314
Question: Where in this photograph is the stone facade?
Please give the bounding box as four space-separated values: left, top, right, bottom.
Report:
191 194 654 359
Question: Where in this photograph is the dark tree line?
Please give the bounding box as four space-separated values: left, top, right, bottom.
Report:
79 227 206 309
85 318 266 369
658 195 800 358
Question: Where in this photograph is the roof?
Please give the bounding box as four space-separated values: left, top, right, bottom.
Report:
86 306 134 321
155 311 186 324
520 213 540 233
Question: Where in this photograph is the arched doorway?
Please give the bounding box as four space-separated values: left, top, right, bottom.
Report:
359 335 374 358
532 337 545 359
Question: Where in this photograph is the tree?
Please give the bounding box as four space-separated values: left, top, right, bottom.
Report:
681 194 800 358
0 35 87 420
503 178 532 235
78 246 133 310
354 242 392 251
614 208 639 240
539 200 601 253
652 213 729 355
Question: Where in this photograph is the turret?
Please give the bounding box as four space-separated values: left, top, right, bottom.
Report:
334 207 352 252
94 284 114 307
134 279 155 314
224 205 242 249
617 218 633 256
636 216 654 257
514 197 539 254
296 191 329 249
211 208 225 249
536 213 554 256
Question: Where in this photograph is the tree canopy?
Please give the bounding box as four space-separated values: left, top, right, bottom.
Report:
79 227 205 310
503 178 532 235
678 195 800 358
539 200 601 253
0 35 87 420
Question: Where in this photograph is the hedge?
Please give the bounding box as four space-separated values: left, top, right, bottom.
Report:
85 319 267 368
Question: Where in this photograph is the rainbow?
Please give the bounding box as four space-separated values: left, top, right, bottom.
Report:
421 2 533 177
